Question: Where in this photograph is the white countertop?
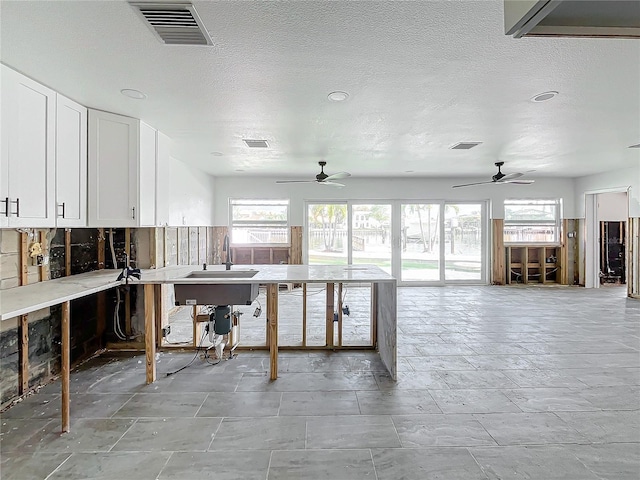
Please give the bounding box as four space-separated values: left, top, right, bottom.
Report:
136 264 395 284
0 264 395 321
0 270 123 321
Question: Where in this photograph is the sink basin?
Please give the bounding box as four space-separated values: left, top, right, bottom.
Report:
186 269 258 279
174 270 260 306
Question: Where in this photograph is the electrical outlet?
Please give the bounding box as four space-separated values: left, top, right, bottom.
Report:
162 325 171 338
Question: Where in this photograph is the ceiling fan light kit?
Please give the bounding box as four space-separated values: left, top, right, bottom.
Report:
276 161 351 187
452 161 535 188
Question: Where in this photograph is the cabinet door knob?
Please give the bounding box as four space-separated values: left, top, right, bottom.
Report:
132 207 136 219
1 197 8 217
10 198 19 217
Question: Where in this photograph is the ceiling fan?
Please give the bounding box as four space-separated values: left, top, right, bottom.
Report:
452 162 535 188
276 161 351 187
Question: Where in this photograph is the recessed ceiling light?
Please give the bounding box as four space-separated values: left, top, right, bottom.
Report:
120 88 147 99
210 151 224 156
629 143 640 149
531 91 558 102
405 170 414 173
327 91 349 102
450 142 482 150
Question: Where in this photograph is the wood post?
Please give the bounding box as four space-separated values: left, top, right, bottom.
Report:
64 229 71 277
155 284 164 348
326 283 334 347
61 301 70 433
491 219 505 285
19 233 29 394
371 283 378 347
561 219 569 285
290 226 303 264
337 283 343 347
302 283 307 347
38 230 48 282
144 284 156 384
97 228 106 343
124 228 131 336
267 283 278 380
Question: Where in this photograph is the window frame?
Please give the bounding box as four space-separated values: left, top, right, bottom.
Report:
228 198 290 246
503 198 562 245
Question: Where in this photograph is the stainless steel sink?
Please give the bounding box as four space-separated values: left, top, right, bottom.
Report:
174 269 260 306
185 269 258 279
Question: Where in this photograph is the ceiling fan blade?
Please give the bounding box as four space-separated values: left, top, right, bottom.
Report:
318 180 345 187
451 181 494 188
502 179 535 185
324 172 351 181
500 172 524 181
275 180 315 184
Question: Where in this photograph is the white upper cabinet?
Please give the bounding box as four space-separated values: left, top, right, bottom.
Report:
55 94 87 227
87 109 157 227
1 65 56 228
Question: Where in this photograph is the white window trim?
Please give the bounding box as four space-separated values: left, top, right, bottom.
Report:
504 198 562 246
229 198 290 247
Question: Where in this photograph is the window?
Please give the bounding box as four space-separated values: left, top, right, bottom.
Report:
230 199 289 245
504 199 561 244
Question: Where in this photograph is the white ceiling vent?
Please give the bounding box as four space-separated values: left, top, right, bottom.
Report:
130 2 213 46
243 139 270 148
450 142 482 150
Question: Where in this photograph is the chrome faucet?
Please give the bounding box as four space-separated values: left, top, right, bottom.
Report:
222 234 233 270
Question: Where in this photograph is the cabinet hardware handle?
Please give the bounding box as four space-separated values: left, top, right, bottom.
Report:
10 198 19 217
58 202 66 218
1 197 8 217
132 207 136 219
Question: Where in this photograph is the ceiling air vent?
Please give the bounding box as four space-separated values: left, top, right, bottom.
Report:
450 142 482 150
130 2 213 46
243 139 269 148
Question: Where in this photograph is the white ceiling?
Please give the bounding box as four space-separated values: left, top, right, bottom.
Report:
1 0 639 180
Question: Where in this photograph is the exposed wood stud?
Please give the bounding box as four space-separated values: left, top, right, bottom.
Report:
20 232 28 285
371 284 378 347
155 284 164 347
38 230 47 282
492 219 505 285
124 228 131 336
19 315 28 394
97 228 106 343
267 283 279 380
302 283 307 347
61 301 71 433
64 229 71 277
561 219 569 285
290 226 303 265
326 283 334 347
192 305 198 348
337 282 343 347
144 284 156 384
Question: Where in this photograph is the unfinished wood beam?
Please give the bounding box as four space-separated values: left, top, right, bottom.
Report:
20 232 28 285
61 301 70 433
18 315 28 394
290 226 303 265
491 219 505 285
38 230 47 282
302 283 307 347
64 229 71 277
96 228 106 343
561 219 569 285
337 283 343 347
371 283 378 347
326 283 334 347
124 228 132 336
267 283 278 380
144 283 156 384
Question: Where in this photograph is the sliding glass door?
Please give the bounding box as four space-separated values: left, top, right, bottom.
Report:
400 203 442 282
351 203 392 274
444 203 484 282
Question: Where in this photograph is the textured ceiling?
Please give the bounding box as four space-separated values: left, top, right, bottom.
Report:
1 0 638 179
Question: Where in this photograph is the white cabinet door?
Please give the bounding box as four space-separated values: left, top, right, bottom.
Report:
56 94 87 227
0 65 56 228
88 109 138 227
155 131 171 226
138 122 157 227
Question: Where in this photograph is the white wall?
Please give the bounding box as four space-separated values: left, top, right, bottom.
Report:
597 192 628 222
157 155 215 226
213 176 576 224
574 165 640 218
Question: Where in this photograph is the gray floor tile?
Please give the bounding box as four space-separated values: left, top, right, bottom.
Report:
406 355 476 371
564 367 640 387
503 387 600 412
430 389 521 414
0 452 70 480
1 394 134 420
577 385 640 410
473 412 587 445
21 418 135 453
464 354 537 370
502 369 588 388
159 450 271 479
392 414 497 447
45 452 171 480
470 445 601 479
0 394 61 419
0 419 55 453
556 410 640 443
569 443 640 480
375 371 450 390
439 371 519 389
356 389 441 415
306 415 401 448
237 372 378 391
112 417 221 451
372 447 489 480
279 391 359 416
112 393 207 417
196 392 282 417
268 449 375 480
210 416 305 450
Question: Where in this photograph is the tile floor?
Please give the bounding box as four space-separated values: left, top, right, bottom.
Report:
1 285 638 479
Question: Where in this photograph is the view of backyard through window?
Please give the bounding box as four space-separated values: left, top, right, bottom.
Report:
504 199 560 244
230 199 289 244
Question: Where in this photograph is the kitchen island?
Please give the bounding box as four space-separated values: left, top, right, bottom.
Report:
136 264 397 383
